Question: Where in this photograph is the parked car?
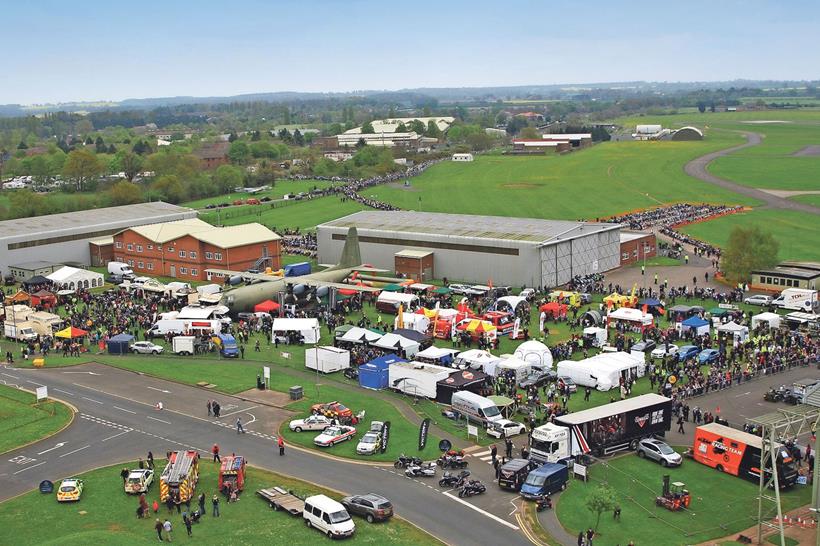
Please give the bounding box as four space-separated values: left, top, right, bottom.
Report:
125 469 154 494
130 341 164 355
557 376 577 393
303 495 355 538
343 367 359 381
356 431 382 455
260 196 272 202
698 349 720 364
636 438 682 467
310 401 353 420
340 494 394 523
677 345 700 362
744 294 773 306
57 478 84 502
651 344 679 359
519 288 536 301
314 425 357 447
486 419 527 439
518 369 556 389
579 293 593 305
448 284 480 296
631 340 657 353
289 414 332 432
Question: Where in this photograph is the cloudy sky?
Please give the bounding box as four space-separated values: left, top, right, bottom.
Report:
3 0 818 104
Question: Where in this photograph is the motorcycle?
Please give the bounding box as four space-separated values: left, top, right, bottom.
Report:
394 453 422 469
439 470 471 488
458 479 486 498
437 453 469 469
405 462 437 478
764 387 784 402
536 496 553 512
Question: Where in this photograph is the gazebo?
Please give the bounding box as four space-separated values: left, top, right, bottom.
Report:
30 289 57 309
253 300 280 314
55 326 89 339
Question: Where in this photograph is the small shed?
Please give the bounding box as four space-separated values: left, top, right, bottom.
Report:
107 333 135 354
680 316 710 337
394 249 434 281
359 354 406 390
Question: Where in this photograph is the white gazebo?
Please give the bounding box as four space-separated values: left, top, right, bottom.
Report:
513 340 554 369
716 321 749 342
751 312 782 330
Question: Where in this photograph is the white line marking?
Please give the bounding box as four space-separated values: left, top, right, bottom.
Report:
735 391 751 397
147 416 171 424
60 445 91 457
146 386 171 394
442 491 519 530
25 379 45 386
244 413 257 426
1 373 20 380
472 450 491 457
37 442 67 455
13 461 46 474
53 388 75 396
102 430 130 442
220 405 259 417
82 396 103 404
113 406 137 414
508 495 521 516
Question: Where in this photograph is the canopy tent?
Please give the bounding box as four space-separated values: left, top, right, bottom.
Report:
513 340 553 370
415 346 460 365
253 300 280 313
717 321 749 342
393 328 431 347
454 349 501 376
752 312 782 330
271 318 320 344
582 326 608 347
668 305 693 321
581 310 603 327
339 326 383 344
55 326 88 339
638 298 666 316
539 301 568 318
107 333 135 354
47 266 104 291
436 369 491 404
359 354 405 390
488 395 516 418
371 333 421 358
4 290 30 306
639 298 662 307
457 319 497 338
22 275 52 289
433 286 451 295
495 296 528 314
680 316 710 336
381 284 403 292
30 289 57 309
606 307 654 331
334 324 354 337
708 307 729 317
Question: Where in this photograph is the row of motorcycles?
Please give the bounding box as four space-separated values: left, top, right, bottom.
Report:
764 385 800 405
395 452 485 497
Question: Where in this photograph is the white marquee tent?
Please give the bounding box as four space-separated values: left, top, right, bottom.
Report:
372 333 420 358
46 266 104 291
454 349 501 376
271 318 320 344
556 351 645 391
339 327 383 344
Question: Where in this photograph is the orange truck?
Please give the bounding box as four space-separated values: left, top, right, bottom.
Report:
691 423 797 488
218 455 247 495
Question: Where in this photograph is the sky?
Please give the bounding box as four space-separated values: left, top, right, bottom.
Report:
2 0 819 104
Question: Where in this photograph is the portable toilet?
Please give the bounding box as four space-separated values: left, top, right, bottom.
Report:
360 354 406 390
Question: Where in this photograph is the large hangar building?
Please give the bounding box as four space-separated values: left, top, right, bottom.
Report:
317 211 621 287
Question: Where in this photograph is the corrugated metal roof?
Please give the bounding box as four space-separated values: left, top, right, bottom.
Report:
126 219 280 248
321 211 618 246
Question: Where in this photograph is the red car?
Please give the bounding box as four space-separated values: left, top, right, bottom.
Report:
310 401 353 420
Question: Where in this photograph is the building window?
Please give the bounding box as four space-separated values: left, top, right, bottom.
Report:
205 252 213 260
115 241 122 249
214 252 222 261
167 246 174 252
190 251 197 259
179 250 186 258
127 243 134 251
136 245 143 252
191 268 198 276
147 263 154 271
147 244 153 250
127 259 134 266
180 267 188 275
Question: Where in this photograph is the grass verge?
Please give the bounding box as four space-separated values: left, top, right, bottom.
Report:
0 384 73 454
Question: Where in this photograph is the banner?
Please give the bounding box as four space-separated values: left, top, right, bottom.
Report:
418 418 431 451
380 421 391 453
512 318 521 339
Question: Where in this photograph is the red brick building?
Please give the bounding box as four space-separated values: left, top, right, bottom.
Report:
619 231 656 266
195 142 230 169
113 219 280 281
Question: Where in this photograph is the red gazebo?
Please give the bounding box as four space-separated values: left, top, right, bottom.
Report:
253 300 280 314
31 289 57 309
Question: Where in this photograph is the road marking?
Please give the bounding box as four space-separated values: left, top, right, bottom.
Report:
82 396 103 404
60 445 91 458
25 379 45 387
102 430 130 442
735 391 751 397
508 495 521 516
53 388 75 396
147 386 171 394
37 442 67 455
13 461 46 475
1 372 20 380
220 405 259 417
442 491 519 530
62 371 100 375
471 450 492 458
147 416 171 424
113 406 137 414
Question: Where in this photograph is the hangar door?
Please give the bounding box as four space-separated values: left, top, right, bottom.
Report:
540 241 573 288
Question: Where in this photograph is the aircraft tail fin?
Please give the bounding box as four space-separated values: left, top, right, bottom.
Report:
328 226 362 270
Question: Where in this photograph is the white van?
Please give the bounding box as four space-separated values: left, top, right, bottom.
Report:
376 292 420 314
451 391 503 425
303 495 355 539
107 261 134 278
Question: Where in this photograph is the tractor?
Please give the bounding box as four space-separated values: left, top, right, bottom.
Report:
655 475 691 512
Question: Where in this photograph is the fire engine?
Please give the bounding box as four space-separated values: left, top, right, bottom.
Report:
160 450 200 503
218 455 247 495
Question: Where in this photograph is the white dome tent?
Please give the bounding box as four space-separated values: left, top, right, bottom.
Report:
513 340 553 370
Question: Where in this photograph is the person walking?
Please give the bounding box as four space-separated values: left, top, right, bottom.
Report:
490 444 498 464
212 494 220 517
198 492 206 517
213 401 221 418
278 436 285 456
584 387 591 402
586 527 595 546
236 417 245 434
207 400 212 417
677 415 685 434
212 444 221 463
182 513 192 537
577 531 584 546
505 438 513 459
240 345 245 359
154 519 164 542
147 451 155 470
163 519 173 542
121 467 129 484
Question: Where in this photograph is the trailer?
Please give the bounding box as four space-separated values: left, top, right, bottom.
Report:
172 336 196 356
388 361 451 399
306 346 350 373
257 486 305 515
529 393 672 462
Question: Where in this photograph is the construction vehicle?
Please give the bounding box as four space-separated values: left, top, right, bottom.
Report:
218 455 247 496
160 450 200 503
655 475 691 511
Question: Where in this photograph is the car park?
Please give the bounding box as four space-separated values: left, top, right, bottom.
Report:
698 349 720 364
677 345 700 362
518 369 556 389
448 284 482 296
636 438 682 467
651 344 679 359
289 414 333 432
303 494 356 538
744 294 773 306
125 469 154 494
314 425 357 447
356 431 382 455
130 341 164 354
57 478 84 502
341 494 394 523
631 340 657 353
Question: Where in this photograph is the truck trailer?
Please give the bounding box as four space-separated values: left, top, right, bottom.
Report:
529 393 673 462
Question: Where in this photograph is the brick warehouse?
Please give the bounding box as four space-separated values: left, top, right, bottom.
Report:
113 219 280 282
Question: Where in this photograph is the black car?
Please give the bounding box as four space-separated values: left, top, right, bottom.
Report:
631 340 657 353
205 204 217 209
260 196 272 202
341 494 394 523
343 367 359 381
518 370 557 389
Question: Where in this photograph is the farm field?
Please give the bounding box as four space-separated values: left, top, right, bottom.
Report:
556 452 812 546
369 132 759 221
0 385 73 454
708 156 820 191
0 460 441 545
180 180 335 209
199 195 366 231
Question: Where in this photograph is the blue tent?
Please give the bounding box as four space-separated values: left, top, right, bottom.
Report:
107 333 135 354
359 354 406 390
639 298 662 307
681 316 709 328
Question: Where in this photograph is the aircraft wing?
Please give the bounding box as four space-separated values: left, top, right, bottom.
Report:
352 266 391 273
283 279 381 293
204 268 283 282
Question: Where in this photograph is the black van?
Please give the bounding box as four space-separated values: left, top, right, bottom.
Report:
497 458 533 491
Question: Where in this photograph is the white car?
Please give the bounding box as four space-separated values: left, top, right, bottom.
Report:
519 288 536 301
314 425 357 447
650 344 679 359
486 419 526 439
289 414 332 432
744 294 773 306
356 431 382 455
125 469 154 494
130 341 164 355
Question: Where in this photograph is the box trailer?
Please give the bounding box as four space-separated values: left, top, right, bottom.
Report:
529 393 673 461
388 361 451 399
148 319 221 338
306 346 350 373
172 336 196 356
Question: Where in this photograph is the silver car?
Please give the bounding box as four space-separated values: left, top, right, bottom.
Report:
637 438 682 467
744 294 773 306
130 341 164 355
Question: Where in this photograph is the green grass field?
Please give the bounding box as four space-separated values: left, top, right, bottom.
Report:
708 156 820 191
180 180 335 209
200 196 366 231
0 384 73 454
556 453 812 546
0 460 441 545
790 194 820 208
681 209 820 262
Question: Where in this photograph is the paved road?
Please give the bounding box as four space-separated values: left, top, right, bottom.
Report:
0 364 533 546
683 130 820 215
